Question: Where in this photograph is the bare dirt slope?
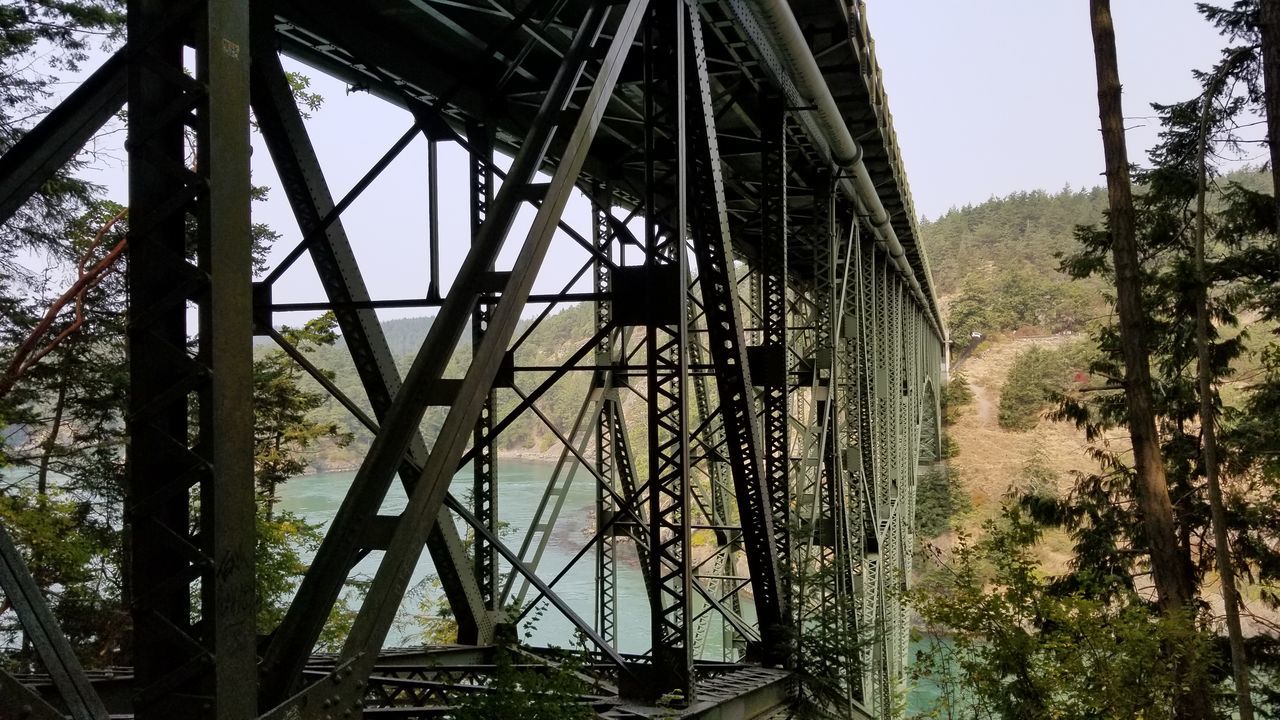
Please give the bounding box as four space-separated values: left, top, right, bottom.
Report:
945 336 1106 567
948 337 1280 627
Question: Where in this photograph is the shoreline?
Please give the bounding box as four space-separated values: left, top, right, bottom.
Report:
306 448 563 475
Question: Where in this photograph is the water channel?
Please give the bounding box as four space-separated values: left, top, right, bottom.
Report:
276 459 749 659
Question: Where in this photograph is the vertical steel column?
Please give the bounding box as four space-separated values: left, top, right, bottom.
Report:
854 232 879 706
427 135 442 301
468 121 499 612
825 211 858 709
884 276 910 694
125 10 192 713
838 224 867 706
591 180 619 646
757 95 790 614
812 169 836 580
126 0 256 716
639 0 692 699
869 252 892 715
687 334 738 661
199 4 256 713
793 167 839 707
683 0 785 665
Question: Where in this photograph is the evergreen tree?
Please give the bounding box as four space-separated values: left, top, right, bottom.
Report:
916 4 1280 717
253 312 350 518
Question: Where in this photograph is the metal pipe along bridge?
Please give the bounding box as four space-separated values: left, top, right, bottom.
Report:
0 0 947 717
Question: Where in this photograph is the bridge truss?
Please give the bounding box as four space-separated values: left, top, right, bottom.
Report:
0 0 946 717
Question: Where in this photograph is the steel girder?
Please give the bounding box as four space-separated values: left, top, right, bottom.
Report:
248 41 491 703
468 121 501 614
683 0 785 669
260 3 649 714
636 0 694 699
0 523 108 719
0 49 126 227
756 95 790 629
124 1 258 717
0 0 949 717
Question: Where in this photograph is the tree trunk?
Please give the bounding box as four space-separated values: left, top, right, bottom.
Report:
1088 2 1210 718
1196 62 1254 720
1260 0 1280 237
36 378 68 497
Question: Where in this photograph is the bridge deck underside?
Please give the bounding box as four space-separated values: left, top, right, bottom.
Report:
270 0 930 294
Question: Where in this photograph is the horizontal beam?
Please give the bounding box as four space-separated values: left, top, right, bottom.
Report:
267 292 608 313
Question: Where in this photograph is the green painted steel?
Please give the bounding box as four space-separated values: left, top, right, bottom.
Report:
0 0 946 717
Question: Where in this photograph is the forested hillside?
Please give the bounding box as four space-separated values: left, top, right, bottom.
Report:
922 185 1110 296
285 169 1275 473
288 178 1249 471
920 169 1271 349
280 303 601 470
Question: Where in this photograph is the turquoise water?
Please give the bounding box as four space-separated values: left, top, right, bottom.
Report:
905 635 950 716
276 459 745 658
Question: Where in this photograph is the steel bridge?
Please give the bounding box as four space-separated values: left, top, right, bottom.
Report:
0 0 946 717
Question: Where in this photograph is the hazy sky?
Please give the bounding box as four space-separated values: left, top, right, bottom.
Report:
68 2 1248 315
870 1 1243 219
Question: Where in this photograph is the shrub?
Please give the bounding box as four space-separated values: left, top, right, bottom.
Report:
915 467 966 538
997 343 1091 430
942 374 973 425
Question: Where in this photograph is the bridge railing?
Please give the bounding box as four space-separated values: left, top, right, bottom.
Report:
844 0 943 339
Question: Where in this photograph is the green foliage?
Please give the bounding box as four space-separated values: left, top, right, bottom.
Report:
1016 449 1057 498
947 268 1097 352
915 468 965 538
912 506 1214 719
921 187 1110 297
913 4 1280 712
979 5 1280 711
0 198 130 667
925 186 1109 345
1 3 122 275
449 641 593 720
253 312 352 515
0 486 126 664
255 508 323 634
1050 160 1279 618
401 574 458 646
997 343 1092 431
284 72 323 118
255 508 356 651
941 374 972 425
250 312 357 642
939 432 960 460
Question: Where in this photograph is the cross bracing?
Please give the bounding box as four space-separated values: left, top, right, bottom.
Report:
0 0 946 717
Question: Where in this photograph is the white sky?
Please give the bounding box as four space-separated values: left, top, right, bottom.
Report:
60 1 1247 316
871 0 1246 220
